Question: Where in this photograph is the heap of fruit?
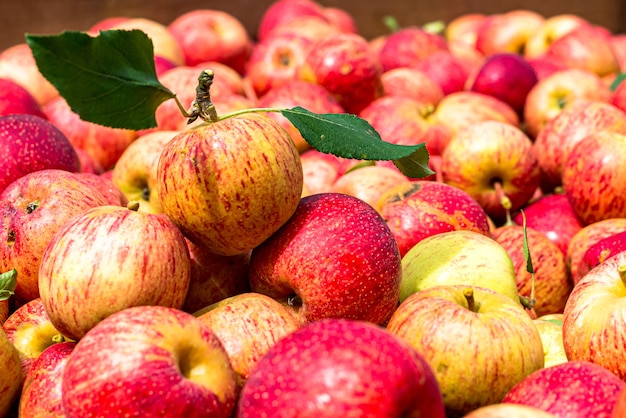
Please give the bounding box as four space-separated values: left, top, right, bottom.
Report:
2 0 626 416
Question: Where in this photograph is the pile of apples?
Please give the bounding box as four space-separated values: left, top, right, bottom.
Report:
2 0 626 416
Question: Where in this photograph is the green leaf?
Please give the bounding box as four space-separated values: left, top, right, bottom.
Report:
0 269 17 301
611 73 626 92
520 210 535 275
280 106 434 178
25 30 175 130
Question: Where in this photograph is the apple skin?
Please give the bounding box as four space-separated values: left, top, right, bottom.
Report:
0 327 21 417
445 13 488 49
531 99 626 193
491 224 572 316
474 10 545 56
375 180 491 257
237 317 446 418
0 78 46 118
299 148 344 195
157 113 303 256
462 403 557 418
533 313 568 369
38 205 191 340
466 53 538 116
0 113 81 193
248 192 402 326
378 26 449 72
62 305 237 418
380 67 444 104
256 0 327 42
412 50 473 96
195 292 301 390
524 14 590 59
400 230 521 304
18 341 75 418
74 172 127 206
441 120 540 222
168 9 253 74
511 193 583 257
562 250 626 379
0 169 112 303
613 386 626 418
387 285 544 416
580 231 626 279
329 165 411 209
502 361 626 417
562 131 626 225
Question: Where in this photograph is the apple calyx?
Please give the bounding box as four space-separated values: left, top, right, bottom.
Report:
26 199 40 214
463 287 481 312
0 269 17 301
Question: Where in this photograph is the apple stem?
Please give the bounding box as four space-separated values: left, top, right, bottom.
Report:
51 333 67 343
177 69 219 125
463 288 480 312
127 201 140 211
619 265 626 287
493 181 513 225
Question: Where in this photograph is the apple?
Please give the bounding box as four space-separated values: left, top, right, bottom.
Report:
0 327 21 417
257 79 345 153
195 292 301 389
387 284 544 416
0 169 113 303
38 204 191 340
533 313 568 368
511 193 584 257
527 55 569 80
378 26 449 72
531 99 626 193
462 403 558 418
611 34 626 71
2 297 69 381
491 224 571 316
465 53 539 116
262 15 339 46
562 130 626 225
154 55 178 75
524 14 590 59
299 148 345 195
0 77 46 118
444 13 488 49
182 239 251 314
380 67 444 104
400 230 521 304
74 146 104 174
567 218 626 285
248 192 402 325
323 6 358 34
441 120 540 222
412 49 474 96
502 361 626 417
62 305 237 417
157 113 303 256
375 180 491 257
580 231 626 279
237 317 446 417
0 42 59 105
168 9 253 74
74 172 127 206
18 341 75 418
87 16 130 32
0 113 81 193
523 68 612 138
474 10 545 56
43 96 137 171
256 0 328 42
562 250 626 379
297 32 382 114
613 386 626 418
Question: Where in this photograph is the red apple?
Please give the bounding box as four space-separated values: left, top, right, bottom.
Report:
445 13 488 49
0 78 46 118
0 327 21 417
18 341 75 418
611 34 626 72
527 55 569 80
503 361 625 417
380 67 444 104
463 403 558 418
248 192 402 325
378 26 449 72
329 165 411 208
323 6 358 34
0 113 81 193
62 305 237 417
474 10 545 56
580 231 626 279
74 172 127 206
87 16 130 33
299 148 345 195
237 318 446 417
168 9 253 74
0 169 112 303
256 0 327 42
38 204 192 340
524 14 590 59
412 49 473 96
74 147 104 174
613 386 626 418
154 55 177 75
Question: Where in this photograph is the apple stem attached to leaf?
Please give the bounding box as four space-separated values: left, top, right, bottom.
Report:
463 288 480 313
0 268 17 301
518 210 537 310
175 69 219 124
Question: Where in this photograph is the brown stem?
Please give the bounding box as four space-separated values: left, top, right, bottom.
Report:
464 288 479 312
127 201 140 211
618 265 626 287
493 181 513 225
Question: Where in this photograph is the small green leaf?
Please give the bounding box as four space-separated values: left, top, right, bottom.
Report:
25 30 175 129
280 106 434 178
0 269 17 301
521 210 535 275
611 73 626 92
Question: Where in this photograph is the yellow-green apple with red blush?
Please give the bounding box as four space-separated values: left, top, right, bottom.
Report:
18 341 75 418
248 192 402 326
400 230 521 304
567 218 626 284
444 13 487 49
168 9 253 74
375 181 491 257
491 224 572 316
562 131 626 225
523 69 612 138
474 10 545 56
531 99 626 193
462 403 558 418
380 67 444 104
62 305 237 417
38 204 191 340
195 292 301 390
299 149 344 196
112 130 179 214
329 165 410 209
0 78 46 118
0 43 58 105
378 26 448 72
0 113 80 193
74 172 127 206
511 193 583 257
533 313 568 368
524 14 590 59
0 169 112 303
0 327 21 417
579 231 626 279
157 113 303 256
562 250 626 379
257 79 344 153
237 318 446 418
182 239 251 314
387 285 544 416
441 120 540 223
502 361 625 417
297 32 382 114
